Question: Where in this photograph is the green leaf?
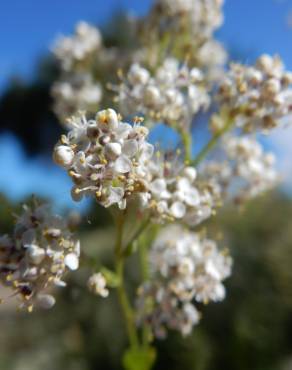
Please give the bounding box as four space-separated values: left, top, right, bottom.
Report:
122 347 156 370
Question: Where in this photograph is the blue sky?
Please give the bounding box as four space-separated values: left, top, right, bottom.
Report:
1 0 292 89
1 0 292 208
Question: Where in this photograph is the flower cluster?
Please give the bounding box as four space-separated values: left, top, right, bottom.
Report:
216 55 292 132
142 156 217 225
202 135 278 203
52 74 102 122
116 58 209 129
53 21 102 71
150 0 224 39
136 225 232 338
0 201 80 311
53 109 154 209
52 22 103 124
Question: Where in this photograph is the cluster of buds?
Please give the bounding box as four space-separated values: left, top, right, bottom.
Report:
116 58 209 129
52 74 102 122
201 135 278 203
147 0 224 39
142 157 217 225
195 39 227 80
0 201 80 311
87 272 109 298
216 55 292 132
52 22 103 124
136 225 232 338
53 109 154 209
53 21 102 71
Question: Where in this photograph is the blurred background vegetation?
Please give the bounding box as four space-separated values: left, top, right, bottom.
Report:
1 1 292 369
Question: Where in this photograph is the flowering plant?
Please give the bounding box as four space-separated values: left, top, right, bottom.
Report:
1 1 292 369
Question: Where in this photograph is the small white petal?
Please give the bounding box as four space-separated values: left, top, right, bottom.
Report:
184 188 201 207
37 294 56 309
150 179 167 195
123 139 138 157
114 155 132 173
105 142 122 160
26 245 45 265
183 167 197 182
170 201 186 218
140 142 154 161
64 253 79 270
105 187 124 207
177 177 192 192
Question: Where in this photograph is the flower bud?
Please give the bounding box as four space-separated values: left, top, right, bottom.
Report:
144 85 161 106
96 108 119 130
256 54 274 73
53 145 74 167
183 167 197 182
262 78 281 97
128 64 150 85
64 253 79 270
88 273 109 297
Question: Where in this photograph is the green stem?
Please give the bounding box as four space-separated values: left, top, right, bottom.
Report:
138 234 152 347
179 128 192 163
115 214 139 349
192 116 234 166
123 217 150 256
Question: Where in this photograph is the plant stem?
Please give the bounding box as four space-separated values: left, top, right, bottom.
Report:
123 217 150 256
178 128 192 163
138 236 152 347
192 117 234 166
115 214 139 349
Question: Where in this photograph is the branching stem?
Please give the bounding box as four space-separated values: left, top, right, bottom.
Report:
192 117 234 166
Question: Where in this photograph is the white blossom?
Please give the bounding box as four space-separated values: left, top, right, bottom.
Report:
136 224 232 338
0 201 80 311
139 154 217 226
87 272 109 298
53 109 154 209
52 74 103 123
216 55 292 132
151 0 224 39
200 135 279 203
53 21 102 71
116 58 210 129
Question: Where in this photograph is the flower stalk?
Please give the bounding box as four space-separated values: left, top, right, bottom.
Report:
114 213 139 349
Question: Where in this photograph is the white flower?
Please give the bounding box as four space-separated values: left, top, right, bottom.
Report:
53 21 102 71
36 294 56 309
128 64 150 85
53 145 75 167
144 157 215 226
0 201 80 311
200 135 279 204
54 109 154 209
116 58 210 129
136 224 232 338
216 55 292 132
88 273 109 298
64 252 79 270
52 73 103 124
